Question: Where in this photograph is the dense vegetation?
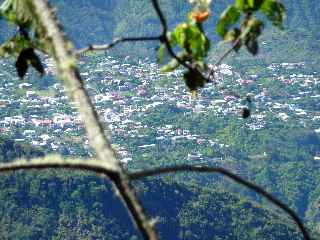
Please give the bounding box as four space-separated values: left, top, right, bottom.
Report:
0 57 319 238
0 137 306 239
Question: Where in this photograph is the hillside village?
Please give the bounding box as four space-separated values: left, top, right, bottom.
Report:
0 56 319 164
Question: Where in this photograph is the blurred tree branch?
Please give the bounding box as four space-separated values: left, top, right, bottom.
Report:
28 0 159 239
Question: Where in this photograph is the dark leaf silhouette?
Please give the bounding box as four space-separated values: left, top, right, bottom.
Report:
15 48 44 79
242 107 251 119
245 39 259 55
29 52 45 76
183 69 207 91
15 51 29 79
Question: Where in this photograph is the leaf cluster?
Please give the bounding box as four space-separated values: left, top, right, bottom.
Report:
217 0 285 55
156 0 285 93
0 0 49 78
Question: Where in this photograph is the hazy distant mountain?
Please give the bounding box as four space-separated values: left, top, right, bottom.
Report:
50 0 319 61
0 0 318 61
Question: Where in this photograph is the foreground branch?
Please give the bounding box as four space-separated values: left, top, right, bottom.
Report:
129 165 311 240
29 0 159 239
0 156 117 176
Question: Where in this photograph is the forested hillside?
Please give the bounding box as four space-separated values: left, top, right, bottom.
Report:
0 137 306 239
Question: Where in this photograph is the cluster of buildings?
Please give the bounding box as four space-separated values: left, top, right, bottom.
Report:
0 56 318 162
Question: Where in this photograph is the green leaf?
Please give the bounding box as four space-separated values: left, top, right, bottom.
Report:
184 24 209 60
171 23 209 60
235 0 264 11
248 0 255 8
157 44 165 64
247 0 264 10
0 0 50 55
216 6 240 37
0 0 33 27
240 17 263 55
171 24 188 48
235 0 246 10
240 17 263 39
0 35 32 58
260 0 285 28
160 58 180 73
224 28 241 42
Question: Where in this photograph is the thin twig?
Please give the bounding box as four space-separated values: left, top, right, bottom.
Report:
215 38 241 67
129 165 311 240
76 36 162 57
207 38 242 82
0 156 116 177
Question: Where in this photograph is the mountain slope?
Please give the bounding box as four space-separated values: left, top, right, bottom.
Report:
51 0 320 62
0 0 318 61
0 172 306 239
